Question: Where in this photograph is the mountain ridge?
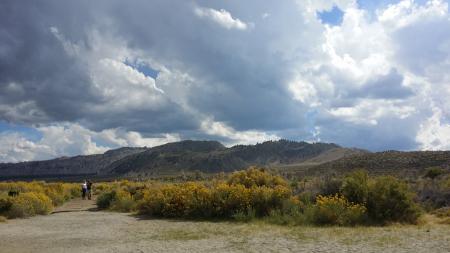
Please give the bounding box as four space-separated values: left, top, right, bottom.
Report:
1 139 449 179
307 150 450 177
0 140 357 178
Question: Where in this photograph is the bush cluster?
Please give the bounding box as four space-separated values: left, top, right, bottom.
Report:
227 167 288 188
366 176 421 223
313 194 367 226
96 188 137 212
416 174 450 210
340 170 421 224
137 181 291 219
1 168 423 226
0 181 81 219
93 168 423 226
6 192 53 218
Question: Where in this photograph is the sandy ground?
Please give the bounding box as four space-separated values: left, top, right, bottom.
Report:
1 199 449 253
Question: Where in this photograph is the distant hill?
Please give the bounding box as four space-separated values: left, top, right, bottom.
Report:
0 147 147 179
108 140 352 176
2 140 449 180
0 140 359 179
307 150 450 177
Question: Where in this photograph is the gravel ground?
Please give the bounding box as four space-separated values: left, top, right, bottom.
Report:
1 199 449 253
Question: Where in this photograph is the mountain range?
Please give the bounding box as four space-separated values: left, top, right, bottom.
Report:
0 140 360 179
0 140 449 179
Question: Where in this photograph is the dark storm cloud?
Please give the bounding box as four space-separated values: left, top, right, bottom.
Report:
392 15 450 76
0 1 93 122
315 112 421 151
0 0 305 132
105 0 312 131
0 0 201 133
354 69 414 99
1 0 449 158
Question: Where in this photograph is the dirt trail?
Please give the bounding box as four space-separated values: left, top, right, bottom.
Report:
52 197 98 213
1 199 449 253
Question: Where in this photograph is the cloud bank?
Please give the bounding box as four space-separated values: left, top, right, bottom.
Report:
0 0 449 162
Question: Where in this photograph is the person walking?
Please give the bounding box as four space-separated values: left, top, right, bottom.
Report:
81 180 87 200
87 180 93 200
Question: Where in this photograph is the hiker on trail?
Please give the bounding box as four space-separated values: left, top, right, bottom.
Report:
87 180 93 200
81 180 87 200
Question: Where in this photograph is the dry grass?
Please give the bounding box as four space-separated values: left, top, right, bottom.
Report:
439 218 450 225
1 209 449 253
0 215 6 222
418 213 450 226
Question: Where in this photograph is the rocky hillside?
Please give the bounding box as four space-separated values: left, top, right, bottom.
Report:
0 140 357 179
307 150 450 177
108 140 350 176
3 140 448 179
0 147 147 179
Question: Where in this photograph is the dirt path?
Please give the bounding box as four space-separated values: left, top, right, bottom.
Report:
52 197 98 213
1 199 449 253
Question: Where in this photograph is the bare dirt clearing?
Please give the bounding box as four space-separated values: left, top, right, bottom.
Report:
0 199 449 253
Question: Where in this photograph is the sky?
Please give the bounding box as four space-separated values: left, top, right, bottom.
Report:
0 0 450 162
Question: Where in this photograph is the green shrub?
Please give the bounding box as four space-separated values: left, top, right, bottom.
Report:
319 177 342 196
367 176 421 224
341 170 369 204
297 191 314 206
110 190 137 212
0 194 13 214
96 191 117 209
417 178 450 210
232 207 256 222
266 209 301 225
265 197 313 226
443 176 450 189
424 167 446 180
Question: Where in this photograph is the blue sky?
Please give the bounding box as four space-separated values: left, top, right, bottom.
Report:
318 6 344 25
0 0 449 162
357 0 396 10
0 121 42 142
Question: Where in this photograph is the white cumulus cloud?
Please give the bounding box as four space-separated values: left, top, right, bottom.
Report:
0 123 180 162
195 7 249 30
200 118 279 146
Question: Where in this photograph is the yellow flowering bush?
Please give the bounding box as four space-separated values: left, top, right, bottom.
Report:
93 182 112 195
138 182 213 218
313 194 367 226
6 192 53 218
0 181 81 219
0 181 45 194
95 180 154 212
137 180 291 219
228 167 288 188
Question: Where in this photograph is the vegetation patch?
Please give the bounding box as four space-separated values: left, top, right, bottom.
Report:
90 167 429 226
1 167 439 226
0 182 81 219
